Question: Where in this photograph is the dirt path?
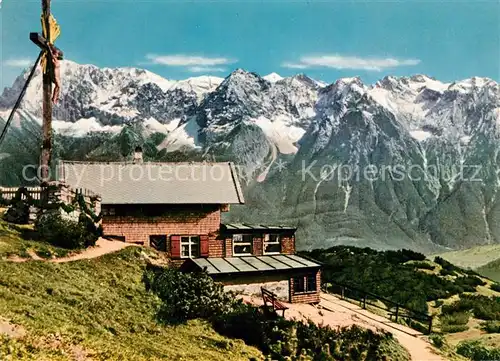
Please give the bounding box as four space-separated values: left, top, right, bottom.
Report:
7 238 133 263
241 293 444 361
50 238 133 263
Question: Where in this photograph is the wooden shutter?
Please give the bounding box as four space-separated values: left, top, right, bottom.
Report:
200 235 209 257
170 235 181 258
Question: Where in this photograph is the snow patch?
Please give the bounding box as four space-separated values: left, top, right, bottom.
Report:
410 130 432 142
53 118 123 137
156 117 201 152
254 115 306 154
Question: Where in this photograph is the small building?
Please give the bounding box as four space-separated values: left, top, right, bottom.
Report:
59 154 321 304
181 223 322 304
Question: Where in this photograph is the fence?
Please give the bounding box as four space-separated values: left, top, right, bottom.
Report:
0 184 100 210
322 282 433 335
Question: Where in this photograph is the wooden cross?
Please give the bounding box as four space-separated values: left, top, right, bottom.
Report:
29 0 62 184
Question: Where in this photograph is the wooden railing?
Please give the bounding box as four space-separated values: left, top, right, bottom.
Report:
0 187 42 200
0 185 100 208
322 282 433 335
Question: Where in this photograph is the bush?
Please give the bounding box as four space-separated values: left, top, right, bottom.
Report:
429 334 445 349
302 246 474 315
481 321 500 333
440 312 470 326
440 324 469 333
410 261 436 271
439 268 456 277
35 212 101 249
145 267 240 323
213 305 408 361
442 295 500 321
456 340 500 361
491 283 500 293
146 266 410 361
434 300 444 308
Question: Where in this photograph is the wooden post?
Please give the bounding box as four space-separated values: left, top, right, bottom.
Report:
40 0 52 184
428 316 433 334
395 305 399 323
363 295 367 309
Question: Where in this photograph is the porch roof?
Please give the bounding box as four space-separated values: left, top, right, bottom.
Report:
184 255 320 275
221 223 297 232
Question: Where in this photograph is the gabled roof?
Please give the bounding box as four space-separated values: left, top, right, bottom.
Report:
59 161 245 205
183 255 321 275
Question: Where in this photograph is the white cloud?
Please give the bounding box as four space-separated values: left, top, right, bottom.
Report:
187 66 226 73
3 58 33 68
145 54 236 67
282 54 420 72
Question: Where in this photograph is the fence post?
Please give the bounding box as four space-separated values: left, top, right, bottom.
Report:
363 294 366 309
395 305 399 323
428 316 433 334
341 286 344 299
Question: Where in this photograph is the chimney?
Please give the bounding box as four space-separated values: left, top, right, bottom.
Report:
133 146 143 163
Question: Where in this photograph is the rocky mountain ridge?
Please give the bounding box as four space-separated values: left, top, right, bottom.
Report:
0 61 499 253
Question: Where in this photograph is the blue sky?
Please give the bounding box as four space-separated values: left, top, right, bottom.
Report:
1 0 499 90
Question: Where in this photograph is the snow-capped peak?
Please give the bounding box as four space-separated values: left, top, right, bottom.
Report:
263 72 283 83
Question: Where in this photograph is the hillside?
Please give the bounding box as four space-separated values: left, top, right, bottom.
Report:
432 245 500 270
478 259 500 283
302 246 500 360
0 222 261 360
1 63 499 253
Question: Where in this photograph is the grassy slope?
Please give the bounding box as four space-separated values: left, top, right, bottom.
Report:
0 220 72 260
432 244 500 270
477 258 500 283
0 223 261 360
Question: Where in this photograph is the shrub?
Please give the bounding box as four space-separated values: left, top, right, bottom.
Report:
491 283 500 293
442 295 500 321
145 267 240 323
440 311 470 325
481 321 500 333
146 266 410 361
410 261 436 271
440 324 469 333
434 300 444 308
302 246 474 316
456 340 500 361
429 334 445 349
35 212 101 249
439 268 456 277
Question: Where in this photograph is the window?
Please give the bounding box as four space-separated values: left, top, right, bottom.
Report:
233 234 253 255
293 273 317 294
150 235 167 252
102 207 115 216
264 234 281 254
306 274 317 292
181 236 200 258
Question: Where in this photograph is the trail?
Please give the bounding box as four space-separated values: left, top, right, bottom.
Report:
241 293 445 361
7 238 133 263
50 238 133 263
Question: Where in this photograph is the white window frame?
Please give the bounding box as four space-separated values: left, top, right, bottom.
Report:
180 235 200 259
264 234 281 255
232 234 253 256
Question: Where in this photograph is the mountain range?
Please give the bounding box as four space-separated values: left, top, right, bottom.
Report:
0 60 499 253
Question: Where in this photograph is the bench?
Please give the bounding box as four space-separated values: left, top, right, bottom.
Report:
261 287 288 317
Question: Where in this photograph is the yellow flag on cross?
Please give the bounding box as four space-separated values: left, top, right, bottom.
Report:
40 13 61 74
